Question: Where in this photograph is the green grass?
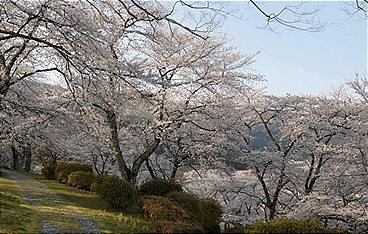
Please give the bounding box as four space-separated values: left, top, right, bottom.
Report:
0 170 148 233
0 172 40 233
39 177 147 233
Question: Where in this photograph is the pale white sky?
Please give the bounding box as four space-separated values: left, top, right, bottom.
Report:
215 1 367 96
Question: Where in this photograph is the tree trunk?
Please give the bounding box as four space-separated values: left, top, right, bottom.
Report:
269 206 276 220
130 138 160 184
107 108 131 181
0 52 10 106
11 145 19 170
23 144 32 171
145 159 157 179
170 161 180 179
105 105 160 184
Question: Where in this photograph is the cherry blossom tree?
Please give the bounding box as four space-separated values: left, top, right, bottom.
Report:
182 90 368 231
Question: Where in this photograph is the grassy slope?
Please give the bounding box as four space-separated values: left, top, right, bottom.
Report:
0 170 147 233
0 172 40 233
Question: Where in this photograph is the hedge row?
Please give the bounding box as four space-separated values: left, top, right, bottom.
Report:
246 217 343 234
224 217 344 233
41 162 92 182
41 164 223 233
55 162 92 183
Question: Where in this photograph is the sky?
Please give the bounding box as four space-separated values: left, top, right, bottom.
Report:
209 1 367 96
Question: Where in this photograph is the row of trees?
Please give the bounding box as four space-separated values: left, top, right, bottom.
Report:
2 74 367 231
183 78 368 232
1 0 367 232
0 0 261 181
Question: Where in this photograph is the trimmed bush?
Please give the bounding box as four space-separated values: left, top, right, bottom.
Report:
143 195 193 222
90 174 106 193
246 217 343 234
0 163 8 176
55 162 92 183
224 224 246 233
167 191 201 219
41 164 57 180
142 195 203 233
0 163 10 169
93 175 136 211
139 178 183 197
167 191 222 233
149 220 203 234
67 171 97 190
199 198 222 233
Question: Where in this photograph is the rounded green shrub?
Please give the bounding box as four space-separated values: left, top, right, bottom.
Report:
246 217 343 234
41 164 57 180
93 175 136 211
139 178 183 197
149 220 204 234
55 162 92 183
224 224 246 233
67 171 97 190
0 163 10 169
167 191 222 233
0 163 9 177
167 191 201 219
90 182 98 193
91 175 114 193
198 198 222 233
142 195 203 233
143 195 193 222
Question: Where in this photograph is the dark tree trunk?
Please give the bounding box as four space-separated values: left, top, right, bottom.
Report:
11 145 19 170
269 207 276 220
170 161 180 180
145 159 157 179
102 103 160 184
23 145 32 171
130 138 160 184
106 108 132 181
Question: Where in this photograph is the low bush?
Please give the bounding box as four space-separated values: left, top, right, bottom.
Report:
224 224 246 233
142 195 203 233
167 191 222 233
67 171 97 190
0 163 10 169
90 182 98 193
246 217 343 234
55 162 92 183
41 164 57 180
149 220 203 234
0 163 10 177
139 178 183 197
167 191 201 219
92 175 136 211
199 198 222 233
90 174 107 193
142 195 194 222
0 163 6 176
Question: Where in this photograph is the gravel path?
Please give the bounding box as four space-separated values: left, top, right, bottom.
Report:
1 169 102 234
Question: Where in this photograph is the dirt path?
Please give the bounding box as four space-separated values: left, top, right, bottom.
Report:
1 169 101 234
